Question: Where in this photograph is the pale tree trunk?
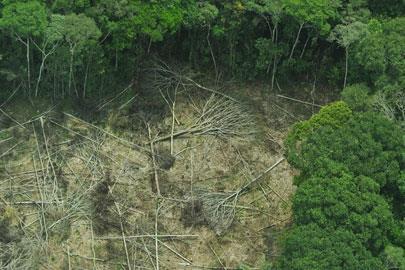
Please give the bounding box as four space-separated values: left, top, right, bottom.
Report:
35 56 45 97
26 37 31 94
271 56 278 91
300 34 311 59
83 60 90 99
266 60 272 74
207 24 218 83
15 34 31 96
115 48 118 71
35 43 57 97
68 44 77 97
271 55 278 91
289 22 304 60
229 41 233 74
265 21 275 74
262 15 273 41
343 47 348 89
271 24 278 91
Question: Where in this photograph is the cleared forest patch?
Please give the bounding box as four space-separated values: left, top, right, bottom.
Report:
0 73 330 269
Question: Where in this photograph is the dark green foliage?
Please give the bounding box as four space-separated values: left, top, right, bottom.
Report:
0 0 47 38
0 0 403 98
367 0 405 17
278 224 385 270
284 0 341 34
355 17 405 91
296 113 404 206
103 0 185 46
341 83 371 111
254 37 283 73
61 13 101 50
280 106 404 269
285 101 352 167
293 175 399 252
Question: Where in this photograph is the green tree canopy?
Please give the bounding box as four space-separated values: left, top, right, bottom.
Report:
296 113 404 200
285 101 352 167
341 83 371 111
278 224 385 270
283 0 341 34
94 0 186 51
293 174 399 252
0 0 47 38
280 107 404 270
62 13 101 51
355 17 405 89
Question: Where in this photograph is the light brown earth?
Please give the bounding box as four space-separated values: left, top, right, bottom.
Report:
0 82 333 269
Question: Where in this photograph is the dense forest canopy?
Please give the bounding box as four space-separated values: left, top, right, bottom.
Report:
0 0 403 101
0 0 404 269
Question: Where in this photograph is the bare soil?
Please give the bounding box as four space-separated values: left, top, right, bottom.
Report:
0 81 328 269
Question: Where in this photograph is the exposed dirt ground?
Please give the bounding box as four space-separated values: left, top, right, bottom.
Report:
0 81 333 269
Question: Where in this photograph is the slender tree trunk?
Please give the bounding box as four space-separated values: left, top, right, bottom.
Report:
263 15 273 40
115 48 118 71
53 62 57 99
35 56 45 97
266 61 271 74
229 36 235 75
271 24 278 92
61 65 65 98
68 45 75 96
83 60 90 99
147 37 152 54
271 55 278 91
344 47 348 88
33 40 58 97
266 20 276 74
289 22 304 60
206 25 218 82
300 34 310 59
26 37 31 94
229 41 233 74
72 67 79 98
